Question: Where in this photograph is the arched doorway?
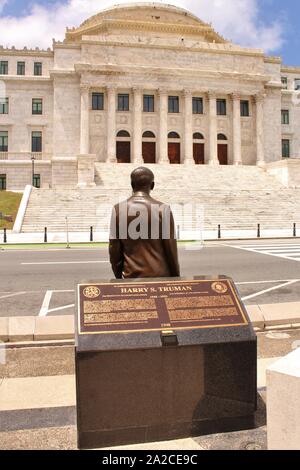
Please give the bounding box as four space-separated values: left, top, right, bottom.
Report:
217 134 228 165
193 132 205 165
168 132 180 164
116 130 131 163
142 131 156 163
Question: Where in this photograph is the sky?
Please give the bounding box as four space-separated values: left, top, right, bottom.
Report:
0 0 299 65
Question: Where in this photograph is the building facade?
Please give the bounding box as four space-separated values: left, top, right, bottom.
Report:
0 2 300 190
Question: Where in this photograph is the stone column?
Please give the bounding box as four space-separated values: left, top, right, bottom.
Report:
255 94 265 166
232 93 242 165
158 89 169 163
132 87 143 164
184 90 194 165
106 85 116 163
208 92 219 165
80 85 90 155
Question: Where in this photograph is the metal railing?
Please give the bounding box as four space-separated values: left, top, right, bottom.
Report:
2 222 299 244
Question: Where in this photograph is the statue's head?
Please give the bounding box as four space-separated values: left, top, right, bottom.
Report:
131 167 155 193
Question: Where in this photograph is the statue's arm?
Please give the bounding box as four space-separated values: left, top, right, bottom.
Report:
108 206 124 279
109 239 124 279
162 207 180 277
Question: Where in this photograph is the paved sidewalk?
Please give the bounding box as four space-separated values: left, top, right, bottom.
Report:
1 329 299 450
2 301 300 343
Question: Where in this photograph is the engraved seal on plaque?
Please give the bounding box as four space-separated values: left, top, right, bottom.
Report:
83 286 101 299
211 281 228 294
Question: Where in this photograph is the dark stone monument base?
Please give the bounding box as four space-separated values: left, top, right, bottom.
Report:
76 341 257 449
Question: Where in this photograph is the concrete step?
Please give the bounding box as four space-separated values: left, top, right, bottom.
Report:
21 163 300 232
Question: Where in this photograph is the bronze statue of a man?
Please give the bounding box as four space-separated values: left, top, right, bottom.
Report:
109 167 180 279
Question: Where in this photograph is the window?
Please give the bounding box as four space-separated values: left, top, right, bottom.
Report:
0 175 6 190
168 132 180 139
142 131 155 138
0 131 8 151
295 79 300 91
192 97 203 114
32 98 43 115
0 97 8 114
281 77 288 89
34 62 42 76
116 130 130 138
0 61 8 75
92 93 104 110
168 96 179 113
143 95 154 113
32 131 42 152
193 132 204 140
118 94 129 111
282 139 290 158
17 61 25 75
241 100 250 117
281 110 290 125
217 99 227 116
33 174 41 189
218 134 227 141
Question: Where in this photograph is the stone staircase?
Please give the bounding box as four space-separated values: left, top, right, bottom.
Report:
21 164 300 233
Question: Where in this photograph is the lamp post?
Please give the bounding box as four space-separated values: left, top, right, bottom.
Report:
31 155 35 187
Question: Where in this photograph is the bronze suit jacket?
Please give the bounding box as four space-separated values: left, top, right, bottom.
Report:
109 192 180 279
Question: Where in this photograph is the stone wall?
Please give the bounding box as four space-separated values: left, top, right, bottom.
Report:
52 75 80 157
0 161 51 190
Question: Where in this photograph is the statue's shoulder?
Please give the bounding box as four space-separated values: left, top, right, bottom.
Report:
149 196 170 209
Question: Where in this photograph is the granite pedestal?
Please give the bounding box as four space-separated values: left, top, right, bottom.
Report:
75 276 257 449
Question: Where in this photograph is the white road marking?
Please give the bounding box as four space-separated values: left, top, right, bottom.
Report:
236 279 300 285
0 291 27 300
232 244 300 262
47 304 75 313
21 261 108 265
232 244 300 248
241 280 300 301
39 290 53 317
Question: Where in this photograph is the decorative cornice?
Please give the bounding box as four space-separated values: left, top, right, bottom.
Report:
66 18 227 44
73 62 270 84
0 75 52 83
281 65 300 74
265 81 283 90
49 70 77 78
264 56 282 64
0 46 53 57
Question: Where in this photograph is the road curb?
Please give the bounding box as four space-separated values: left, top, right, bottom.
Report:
1 302 300 343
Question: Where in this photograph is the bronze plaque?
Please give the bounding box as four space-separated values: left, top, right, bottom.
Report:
77 279 248 335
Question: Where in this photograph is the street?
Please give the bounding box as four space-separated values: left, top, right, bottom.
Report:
1 239 300 317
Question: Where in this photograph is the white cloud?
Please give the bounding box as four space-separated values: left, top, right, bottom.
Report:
0 0 285 52
0 0 8 13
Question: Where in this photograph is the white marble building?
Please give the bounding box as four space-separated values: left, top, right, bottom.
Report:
0 2 300 190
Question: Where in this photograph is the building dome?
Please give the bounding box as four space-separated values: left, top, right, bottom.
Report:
65 2 227 43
